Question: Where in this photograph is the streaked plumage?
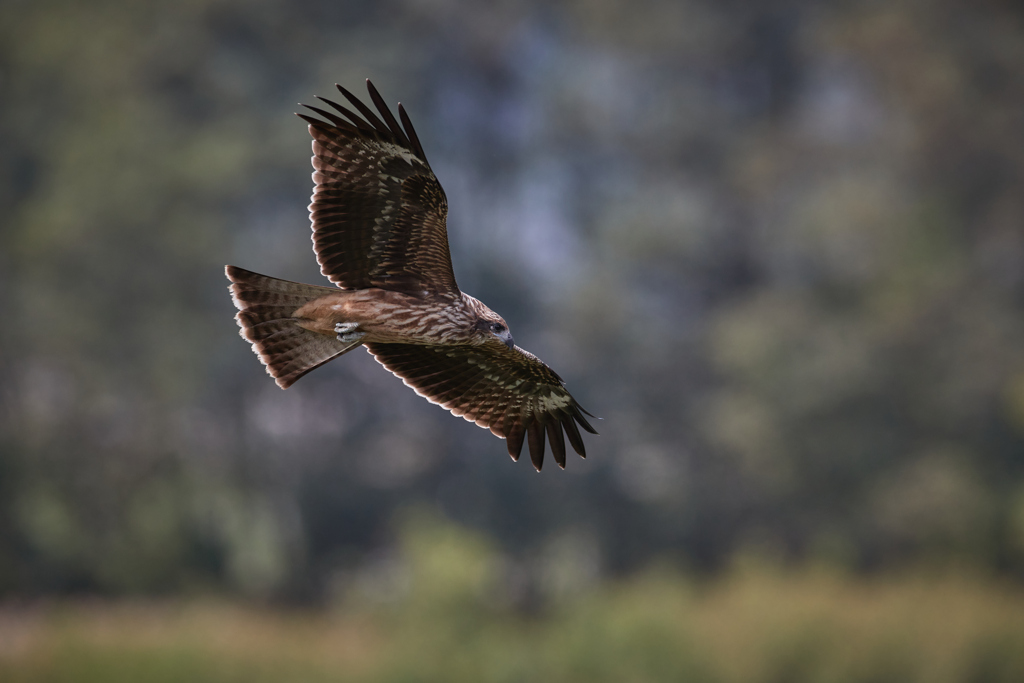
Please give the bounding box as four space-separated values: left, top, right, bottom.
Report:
226 80 596 470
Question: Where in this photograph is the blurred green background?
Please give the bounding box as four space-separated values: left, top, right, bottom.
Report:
2 0 1024 680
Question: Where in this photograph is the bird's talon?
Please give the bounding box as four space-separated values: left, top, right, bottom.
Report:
335 322 366 343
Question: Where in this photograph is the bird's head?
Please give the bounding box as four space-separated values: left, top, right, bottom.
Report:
474 312 514 350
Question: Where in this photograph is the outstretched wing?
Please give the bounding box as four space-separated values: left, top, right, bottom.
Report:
364 341 598 471
298 80 458 295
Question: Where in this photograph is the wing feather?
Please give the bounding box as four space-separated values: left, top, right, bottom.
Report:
527 423 546 471
562 412 586 458
364 341 596 471
300 80 458 294
302 103 359 132
398 103 427 160
547 421 566 469
336 83 390 133
506 424 526 462
315 95 373 131
366 79 412 146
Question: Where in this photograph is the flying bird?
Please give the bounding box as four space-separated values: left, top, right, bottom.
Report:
226 80 597 470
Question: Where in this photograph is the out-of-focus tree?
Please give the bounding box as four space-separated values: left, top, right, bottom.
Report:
0 0 1022 598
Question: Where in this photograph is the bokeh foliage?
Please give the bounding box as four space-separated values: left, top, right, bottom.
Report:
2 516 1024 682
1 0 1023 601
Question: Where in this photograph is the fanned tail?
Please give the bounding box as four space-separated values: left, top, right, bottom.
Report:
225 265 358 388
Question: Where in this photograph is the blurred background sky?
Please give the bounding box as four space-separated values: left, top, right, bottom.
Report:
2 0 1024 611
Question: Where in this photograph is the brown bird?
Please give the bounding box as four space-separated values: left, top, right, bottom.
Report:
226 80 597 470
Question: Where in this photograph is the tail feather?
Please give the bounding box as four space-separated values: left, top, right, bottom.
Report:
226 265 358 388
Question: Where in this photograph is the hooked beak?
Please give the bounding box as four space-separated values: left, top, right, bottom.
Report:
499 331 515 350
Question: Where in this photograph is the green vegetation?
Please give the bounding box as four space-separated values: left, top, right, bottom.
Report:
2 518 1024 682
2 0 1023 600
2 4 1024 679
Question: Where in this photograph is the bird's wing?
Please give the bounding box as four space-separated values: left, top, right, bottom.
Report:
298 80 457 295
364 341 598 470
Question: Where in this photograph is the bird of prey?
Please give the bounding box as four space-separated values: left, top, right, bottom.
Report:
226 80 596 470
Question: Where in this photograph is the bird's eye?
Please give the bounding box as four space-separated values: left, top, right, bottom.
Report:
492 323 505 333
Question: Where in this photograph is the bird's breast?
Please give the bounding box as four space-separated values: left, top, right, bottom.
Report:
294 289 476 345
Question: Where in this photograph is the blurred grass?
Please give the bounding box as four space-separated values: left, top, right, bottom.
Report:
2 518 1024 683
